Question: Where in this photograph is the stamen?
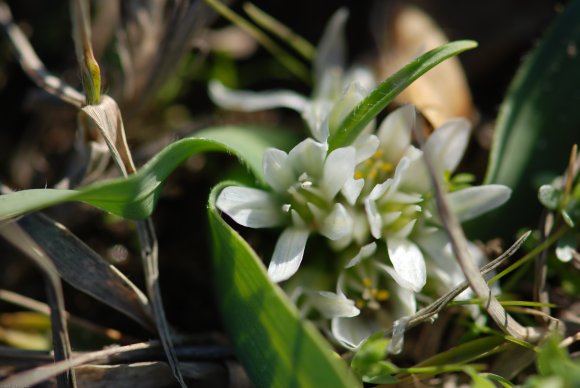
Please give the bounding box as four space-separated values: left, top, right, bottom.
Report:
375 289 390 301
380 162 394 173
362 277 373 288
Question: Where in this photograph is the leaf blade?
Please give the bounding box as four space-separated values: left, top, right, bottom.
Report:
328 40 477 150
208 181 360 388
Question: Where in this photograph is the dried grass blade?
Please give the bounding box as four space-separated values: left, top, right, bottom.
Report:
0 2 85 107
412 124 544 343
81 96 137 176
17 214 155 331
382 231 531 337
0 223 76 387
1 342 150 387
136 219 187 388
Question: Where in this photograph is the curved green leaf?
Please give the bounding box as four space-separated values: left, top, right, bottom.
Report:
328 40 478 151
0 126 294 221
482 0 580 233
208 181 360 388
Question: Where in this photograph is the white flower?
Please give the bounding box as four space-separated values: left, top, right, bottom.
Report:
208 8 377 144
216 138 357 282
356 106 512 293
307 259 416 349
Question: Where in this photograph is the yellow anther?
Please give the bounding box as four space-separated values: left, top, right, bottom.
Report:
362 277 373 288
373 149 384 158
364 159 374 167
368 168 378 180
380 162 394 173
375 289 390 301
354 171 364 180
355 299 365 309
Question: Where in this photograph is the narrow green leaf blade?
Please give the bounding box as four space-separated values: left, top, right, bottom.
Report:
482 0 580 233
328 40 478 150
0 126 294 221
208 182 360 388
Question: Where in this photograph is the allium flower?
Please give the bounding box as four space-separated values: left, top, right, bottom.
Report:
307 259 416 349
216 138 357 282
356 105 512 293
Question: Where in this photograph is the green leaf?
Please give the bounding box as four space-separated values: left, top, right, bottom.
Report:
536 333 580 383
482 0 580 234
466 368 497 388
0 126 295 221
351 334 399 384
208 181 360 388
414 336 505 368
328 40 477 151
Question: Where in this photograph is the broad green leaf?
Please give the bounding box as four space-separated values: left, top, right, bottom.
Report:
208 182 360 388
536 334 580 383
328 40 477 151
0 126 295 221
481 0 580 234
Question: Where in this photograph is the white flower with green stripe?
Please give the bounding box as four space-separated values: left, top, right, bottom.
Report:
355 105 512 293
217 137 357 282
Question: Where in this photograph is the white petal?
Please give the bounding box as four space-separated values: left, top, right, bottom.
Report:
387 238 426 292
343 65 376 94
424 118 470 175
384 156 411 199
331 315 379 350
302 101 332 142
389 191 423 204
377 105 415 164
216 186 284 228
262 148 295 193
353 134 380 163
381 211 402 227
346 242 377 268
328 82 367 135
321 203 353 240
391 284 417 317
369 179 391 200
308 291 360 318
322 146 356 199
288 138 327 178
415 230 457 288
268 228 310 282
399 147 430 193
392 218 417 239
447 185 511 222
314 8 348 94
290 209 306 228
208 80 309 112
341 177 365 205
365 198 382 239
375 261 420 293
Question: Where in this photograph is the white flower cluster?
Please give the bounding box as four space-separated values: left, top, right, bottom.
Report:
212 9 510 349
